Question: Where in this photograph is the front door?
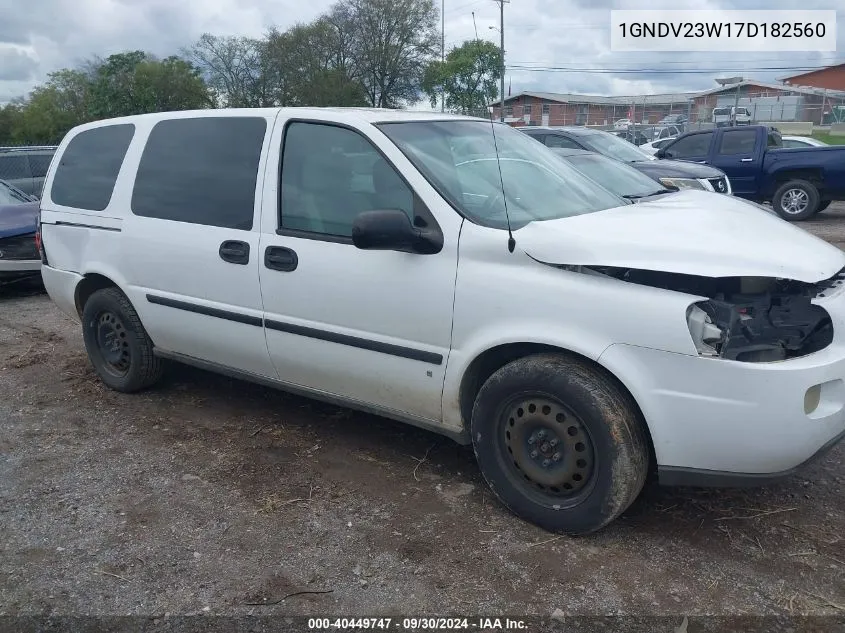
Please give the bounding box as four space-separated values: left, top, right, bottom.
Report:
258 116 461 423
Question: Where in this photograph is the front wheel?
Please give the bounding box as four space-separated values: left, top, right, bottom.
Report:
81 287 163 392
470 354 649 535
772 179 819 221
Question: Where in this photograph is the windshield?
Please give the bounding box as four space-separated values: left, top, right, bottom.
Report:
0 181 30 205
574 130 654 163
555 152 667 198
378 120 626 229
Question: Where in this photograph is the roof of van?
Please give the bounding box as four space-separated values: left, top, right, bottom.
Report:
71 107 487 128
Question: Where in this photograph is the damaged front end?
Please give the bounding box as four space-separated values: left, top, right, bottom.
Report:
591 267 843 362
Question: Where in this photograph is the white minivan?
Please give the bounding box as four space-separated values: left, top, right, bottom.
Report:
38 108 845 534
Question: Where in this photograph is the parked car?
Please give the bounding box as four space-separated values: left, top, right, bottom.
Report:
712 106 751 127
613 118 632 130
550 148 674 200
659 114 687 125
782 135 828 149
39 110 845 534
640 137 677 155
611 129 650 146
0 179 40 283
521 126 732 194
650 125 682 141
0 146 57 199
656 125 845 220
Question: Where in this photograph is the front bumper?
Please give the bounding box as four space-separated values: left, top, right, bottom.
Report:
598 288 845 483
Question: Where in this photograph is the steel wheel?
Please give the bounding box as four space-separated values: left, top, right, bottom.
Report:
499 394 596 507
95 311 131 377
782 188 809 215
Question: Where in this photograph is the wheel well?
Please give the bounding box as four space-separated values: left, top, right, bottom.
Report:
458 343 656 469
774 170 823 188
74 273 119 317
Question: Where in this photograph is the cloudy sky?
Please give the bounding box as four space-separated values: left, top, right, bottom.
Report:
1 0 842 104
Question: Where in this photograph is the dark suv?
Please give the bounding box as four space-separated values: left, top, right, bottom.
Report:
0 146 57 199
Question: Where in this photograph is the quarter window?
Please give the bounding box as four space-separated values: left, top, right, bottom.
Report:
280 122 414 238
51 124 135 211
132 117 266 230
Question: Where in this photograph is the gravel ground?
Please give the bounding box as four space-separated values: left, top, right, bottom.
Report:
1 205 844 622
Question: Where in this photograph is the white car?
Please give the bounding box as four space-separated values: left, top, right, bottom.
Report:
613 118 632 130
639 137 676 155
782 135 828 148
38 108 845 534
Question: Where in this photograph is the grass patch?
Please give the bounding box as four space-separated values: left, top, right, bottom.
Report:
811 131 845 145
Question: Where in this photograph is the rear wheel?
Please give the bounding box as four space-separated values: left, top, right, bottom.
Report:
81 287 162 392
470 353 649 535
773 179 819 221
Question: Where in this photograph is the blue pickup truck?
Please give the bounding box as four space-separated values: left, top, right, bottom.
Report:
656 125 845 220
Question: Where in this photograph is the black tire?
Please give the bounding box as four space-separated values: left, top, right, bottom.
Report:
816 200 832 213
471 353 649 535
81 287 162 392
772 179 819 221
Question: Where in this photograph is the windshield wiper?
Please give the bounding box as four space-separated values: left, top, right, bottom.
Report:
622 189 673 200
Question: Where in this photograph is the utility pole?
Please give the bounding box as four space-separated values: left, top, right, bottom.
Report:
493 0 509 122
441 0 445 112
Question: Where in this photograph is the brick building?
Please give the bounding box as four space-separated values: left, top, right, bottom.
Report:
690 80 845 124
781 62 845 92
490 91 697 127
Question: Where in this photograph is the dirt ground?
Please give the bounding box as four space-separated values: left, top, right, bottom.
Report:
1 206 844 622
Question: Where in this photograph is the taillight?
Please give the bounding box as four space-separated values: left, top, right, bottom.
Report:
35 223 48 265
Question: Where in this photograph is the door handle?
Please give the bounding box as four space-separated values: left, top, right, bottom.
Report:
264 246 298 272
740 158 753 162
219 240 250 265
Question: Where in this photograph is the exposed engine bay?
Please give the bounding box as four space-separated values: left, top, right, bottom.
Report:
576 265 843 362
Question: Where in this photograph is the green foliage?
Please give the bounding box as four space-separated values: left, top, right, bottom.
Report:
1 0 442 144
422 39 502 115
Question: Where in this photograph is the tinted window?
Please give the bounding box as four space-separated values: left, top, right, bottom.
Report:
52 124 135 211
719 129 757 155
280 122 413 238
28 153 55 178
0 154 31 181
666 132 712 158
132 117 266 230
545 134 582 149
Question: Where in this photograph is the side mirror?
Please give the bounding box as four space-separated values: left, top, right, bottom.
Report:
655 148 668 159
351 209 442 255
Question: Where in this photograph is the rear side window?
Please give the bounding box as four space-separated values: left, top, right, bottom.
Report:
0 153 31 181
132 117 266 230
51 125 135 211
718 129 757 155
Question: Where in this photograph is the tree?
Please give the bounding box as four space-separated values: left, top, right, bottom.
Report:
422 40 501 115
87 51 211 119
186 34 273 107
0 101 25 145
265 20 367 107
339 0 440 108
12 70 92 143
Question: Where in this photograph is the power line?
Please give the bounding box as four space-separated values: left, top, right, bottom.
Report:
506 65 836 75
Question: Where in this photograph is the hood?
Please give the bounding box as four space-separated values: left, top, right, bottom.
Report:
517 190 845 283
632 159 725 179
0 202 38 239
